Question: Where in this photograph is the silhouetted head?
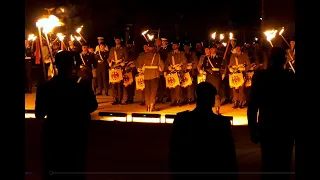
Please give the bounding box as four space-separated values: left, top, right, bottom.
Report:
196 82 217 108
270 47 286 67
55 51 74 76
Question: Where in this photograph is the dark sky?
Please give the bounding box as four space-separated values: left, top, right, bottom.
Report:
25 0 293 44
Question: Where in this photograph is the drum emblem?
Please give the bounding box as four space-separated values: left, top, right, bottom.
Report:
138 78 144 85
182 76 188 83
168 77 175 84
232 75 241 84
111 71 119 80
123 74 129 82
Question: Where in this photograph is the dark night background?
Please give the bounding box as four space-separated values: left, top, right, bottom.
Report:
25 0 294 47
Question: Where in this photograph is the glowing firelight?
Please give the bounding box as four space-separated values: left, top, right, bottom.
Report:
211 32 216 39
220 34 224 40
147 34 154 41
76 25 83 33
229 32 233 40
70 35 75 41
56 33 65 41
28 34 37 41
36 15 63 34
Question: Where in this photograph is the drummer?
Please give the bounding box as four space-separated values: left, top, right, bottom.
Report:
166 40 187 106
228 42 251 109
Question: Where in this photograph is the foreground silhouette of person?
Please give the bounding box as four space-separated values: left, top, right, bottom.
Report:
169 82 238 180
247 47 295 180
35 51 98 180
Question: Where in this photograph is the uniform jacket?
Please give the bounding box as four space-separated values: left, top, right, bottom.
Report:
228 53 251 72
95 50 109 66
184 51 198 76
198 54 226 75
80 52 97 69
166 51 187 72
136 51 165 80
107 46 128 68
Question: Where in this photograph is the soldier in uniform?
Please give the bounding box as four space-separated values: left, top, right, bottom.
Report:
285 37 295 72
25 40 34 93
138 44 149 106
228 43 251 109
124 39 138 104
216 41 225 57
136 42 165 112
78 43 97 92
155 38 170 104
166 40 187 106
95 37 109 53
52 42 60 57
95 44 109 96
198 45 226 114
67 40 80 52
107 36 128 105
195 41 204 60
182 41 198 104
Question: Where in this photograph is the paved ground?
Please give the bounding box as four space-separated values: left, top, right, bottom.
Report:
25 90 247 125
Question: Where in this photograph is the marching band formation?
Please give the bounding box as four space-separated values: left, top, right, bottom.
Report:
25 34 295 114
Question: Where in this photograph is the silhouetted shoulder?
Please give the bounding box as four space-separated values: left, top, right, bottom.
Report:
213 114 232 129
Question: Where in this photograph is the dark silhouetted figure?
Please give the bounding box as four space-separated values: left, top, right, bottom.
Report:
247 47 295 180
169 82 238 180
35 51 98 180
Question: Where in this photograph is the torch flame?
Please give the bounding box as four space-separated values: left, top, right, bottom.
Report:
70 35 75 41
36 15 63 34
57 33 65 41
76 25 83 33
222 42 227 47
74 35 81 41
142 30 149 35
279 27 284 35
255 37 258 41
60 8 65 13
220 34 224 40
229 32 233 40
28 34 37 41
211 32 216 39
147 34 154 41
264 29 278 42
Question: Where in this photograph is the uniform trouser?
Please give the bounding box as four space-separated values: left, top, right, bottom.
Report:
260 136 294 180
206 74 221 107
192 75 197 100
96 65 108 92
244 86 251 105
170 86 182 102
125 83 135 101
141 90 145 102
157 75 166 100
25 60 33 91
182 85 193 101
221 75 232 102
92 77 97 92
232 86 245 105
144 78 159 105
112 82 124 101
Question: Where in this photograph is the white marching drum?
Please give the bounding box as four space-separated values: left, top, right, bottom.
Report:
165 72 180 88
229 73 245 89
123 72 133 87
181 72 192 88
135 73 145 90
109 68 123 83
245 71 254 87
